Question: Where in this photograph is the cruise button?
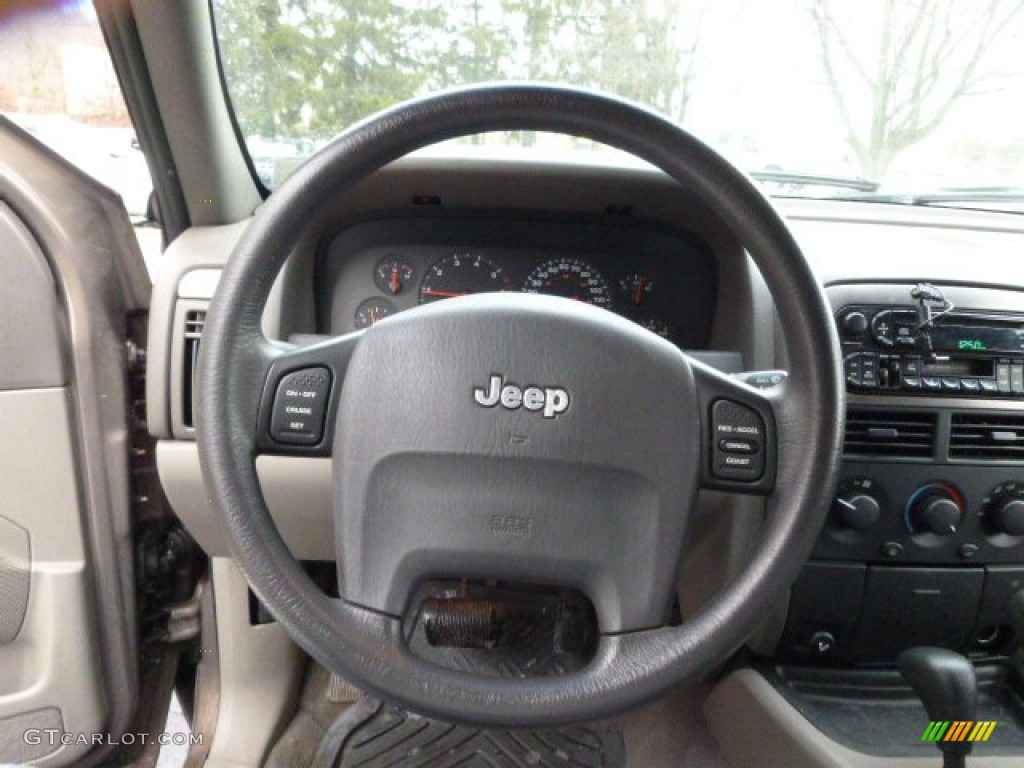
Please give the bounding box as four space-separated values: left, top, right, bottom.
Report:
718 438 758 454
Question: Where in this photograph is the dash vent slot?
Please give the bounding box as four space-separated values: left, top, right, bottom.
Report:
182 309 206 428
843 409 936 458
950 413 1024 460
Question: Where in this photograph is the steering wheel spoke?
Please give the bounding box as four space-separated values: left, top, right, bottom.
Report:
254 332 362 456
692 359 779 495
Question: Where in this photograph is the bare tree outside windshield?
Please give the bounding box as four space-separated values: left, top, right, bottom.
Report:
213 0 1024 200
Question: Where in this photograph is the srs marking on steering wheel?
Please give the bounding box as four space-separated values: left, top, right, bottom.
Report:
472 374 570 418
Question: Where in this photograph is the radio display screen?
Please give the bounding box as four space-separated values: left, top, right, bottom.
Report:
930 326 1024 354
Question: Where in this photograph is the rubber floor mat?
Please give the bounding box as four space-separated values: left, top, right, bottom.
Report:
313 697 626 768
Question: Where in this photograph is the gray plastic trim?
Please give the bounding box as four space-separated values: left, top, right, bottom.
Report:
178 268 222 299
0 707 65 764
201 557 304 768
705 667 1022 768
0 516 30 645
130 0 261 226
157 441 334 559
0 203 66 390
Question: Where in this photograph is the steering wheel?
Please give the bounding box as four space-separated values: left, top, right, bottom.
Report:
196 84 844 727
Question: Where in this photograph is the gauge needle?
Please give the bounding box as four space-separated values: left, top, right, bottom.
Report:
837 498 857 511
421 289 466 298
634 278 646 306
390 268 401 294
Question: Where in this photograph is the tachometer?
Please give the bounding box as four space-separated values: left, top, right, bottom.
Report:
523 258 611 308
419 253 510 304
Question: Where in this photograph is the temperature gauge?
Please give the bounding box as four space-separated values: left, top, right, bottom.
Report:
374 255 414 295
354 297 396 329
619 273 654 307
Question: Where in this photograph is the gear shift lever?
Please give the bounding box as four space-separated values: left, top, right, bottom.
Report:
898 647 978 768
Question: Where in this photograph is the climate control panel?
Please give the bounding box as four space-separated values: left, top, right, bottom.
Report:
817 466 1024 565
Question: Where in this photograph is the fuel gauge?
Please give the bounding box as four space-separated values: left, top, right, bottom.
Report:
619 272 654 307
374 255 414 295
354 297 396 329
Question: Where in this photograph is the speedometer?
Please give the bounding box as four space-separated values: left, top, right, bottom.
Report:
523 258 612 308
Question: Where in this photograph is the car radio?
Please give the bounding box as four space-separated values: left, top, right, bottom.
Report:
837 305 1024 396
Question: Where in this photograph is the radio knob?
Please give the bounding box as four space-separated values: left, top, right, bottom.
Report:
841 311 869 337
908 485 963 536
833 491 881 531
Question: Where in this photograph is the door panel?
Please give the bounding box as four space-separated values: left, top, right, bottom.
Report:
0 118 151 765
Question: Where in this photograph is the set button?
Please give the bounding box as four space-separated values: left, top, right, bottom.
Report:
270 367 332 445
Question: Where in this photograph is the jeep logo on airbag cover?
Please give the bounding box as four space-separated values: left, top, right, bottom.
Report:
472 374 570 419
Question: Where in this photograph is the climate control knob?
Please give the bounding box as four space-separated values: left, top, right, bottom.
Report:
833 492 881 531
982 483 1024 537
906 484 964 536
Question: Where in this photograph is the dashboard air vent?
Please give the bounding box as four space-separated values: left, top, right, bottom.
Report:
182 309 205 428
843 409 936 458
950 413 1024 460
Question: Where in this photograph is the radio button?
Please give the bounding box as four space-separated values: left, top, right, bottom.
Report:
922 377 941 391
961 378 981 393
902 356 922 377
1011 363 1024 394
861 355 879 386
997 363 1011 392
844 354 863 386
894 323 918 347
871 311 894 347
980 380 999 395
940 378 961 392
903 377 922 390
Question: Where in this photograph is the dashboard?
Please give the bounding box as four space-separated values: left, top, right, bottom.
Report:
317 213 718 349
143 156 1024 765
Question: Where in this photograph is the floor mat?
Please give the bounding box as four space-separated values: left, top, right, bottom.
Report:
313 696 626 768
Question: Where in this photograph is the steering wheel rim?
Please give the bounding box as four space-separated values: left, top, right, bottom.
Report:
196 83 844 727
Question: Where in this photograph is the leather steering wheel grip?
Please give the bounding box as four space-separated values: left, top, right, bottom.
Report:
195 83 845 726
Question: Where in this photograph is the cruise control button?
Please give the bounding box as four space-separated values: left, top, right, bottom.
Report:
711 400 765 481
719 438 758 454
270 367 332 445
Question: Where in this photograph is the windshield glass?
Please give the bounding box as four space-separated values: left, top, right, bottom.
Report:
213 0 1024 207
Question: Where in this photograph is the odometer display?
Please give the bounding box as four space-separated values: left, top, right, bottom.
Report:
419 253 510 304
523 258 611 308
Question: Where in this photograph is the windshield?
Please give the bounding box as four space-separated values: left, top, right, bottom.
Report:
213 0 1024 208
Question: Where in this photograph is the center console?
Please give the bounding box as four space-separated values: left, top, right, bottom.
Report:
761 283 1024 762
778 283 1024 666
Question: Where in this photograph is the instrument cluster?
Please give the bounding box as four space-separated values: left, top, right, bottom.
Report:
319 215 718 350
